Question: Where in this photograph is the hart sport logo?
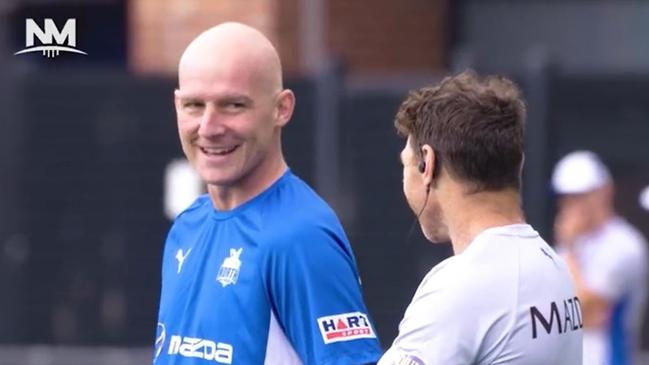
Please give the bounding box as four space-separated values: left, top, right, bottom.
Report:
317 312 376 344
15 18 87 58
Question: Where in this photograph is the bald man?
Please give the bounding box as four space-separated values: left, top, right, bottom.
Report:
152 23 382 365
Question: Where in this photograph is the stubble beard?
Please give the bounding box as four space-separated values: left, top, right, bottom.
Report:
420 200 450 244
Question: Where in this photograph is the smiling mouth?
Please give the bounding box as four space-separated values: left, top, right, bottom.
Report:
200 145 240 156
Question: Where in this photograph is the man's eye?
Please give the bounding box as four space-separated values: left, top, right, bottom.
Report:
227 102 246 109
219 101 247 114
184 101 204 110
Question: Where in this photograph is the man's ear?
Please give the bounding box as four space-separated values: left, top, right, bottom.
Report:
174 89 182 114
421 144 437 188
275 89 295 127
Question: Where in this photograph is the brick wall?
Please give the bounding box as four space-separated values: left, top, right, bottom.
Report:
128 0 447 76
275 0 301 77
328 0 448 74
129 0 281 75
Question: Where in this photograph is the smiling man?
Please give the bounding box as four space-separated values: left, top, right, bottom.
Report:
153 22 382 364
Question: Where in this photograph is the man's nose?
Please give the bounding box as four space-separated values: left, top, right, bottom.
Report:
198 105 226 138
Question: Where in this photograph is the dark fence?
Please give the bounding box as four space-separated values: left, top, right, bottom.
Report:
0 68 648 350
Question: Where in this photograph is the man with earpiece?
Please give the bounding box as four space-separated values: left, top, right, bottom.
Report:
378 71 582 365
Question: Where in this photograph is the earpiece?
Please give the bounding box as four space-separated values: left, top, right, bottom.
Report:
418 147 427 173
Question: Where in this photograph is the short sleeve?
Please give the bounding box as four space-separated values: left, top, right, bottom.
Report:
263 223 382 365
377 258 501 365
378 281 476 365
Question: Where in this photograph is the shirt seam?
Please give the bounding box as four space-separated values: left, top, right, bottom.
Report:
484 238 522 364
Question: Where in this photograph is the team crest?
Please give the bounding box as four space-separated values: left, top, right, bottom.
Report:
217 248 243 287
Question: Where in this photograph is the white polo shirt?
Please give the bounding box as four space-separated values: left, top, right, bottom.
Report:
379 224 582 365
565 217 648 365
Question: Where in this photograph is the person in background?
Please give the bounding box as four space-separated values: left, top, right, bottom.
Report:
553 150 648 365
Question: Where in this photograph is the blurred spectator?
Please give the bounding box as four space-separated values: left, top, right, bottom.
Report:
640 186 649 212
553 150 649 365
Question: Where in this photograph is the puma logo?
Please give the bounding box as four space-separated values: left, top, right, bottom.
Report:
176 248 192 274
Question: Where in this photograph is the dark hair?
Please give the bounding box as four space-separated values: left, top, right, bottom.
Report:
394 70 526 193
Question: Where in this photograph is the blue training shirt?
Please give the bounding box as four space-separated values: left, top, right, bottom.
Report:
153 170 382 364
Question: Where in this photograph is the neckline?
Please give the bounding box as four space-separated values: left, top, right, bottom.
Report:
210 169 292 221
461 223 538 255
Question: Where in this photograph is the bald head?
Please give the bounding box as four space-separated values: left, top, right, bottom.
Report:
178 22 283 95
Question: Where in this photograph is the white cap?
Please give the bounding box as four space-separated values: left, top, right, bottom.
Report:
552 151 611 194
640 186 649 211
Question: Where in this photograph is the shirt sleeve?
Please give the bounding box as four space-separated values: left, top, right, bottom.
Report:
263 222 382 365
378 263 483 365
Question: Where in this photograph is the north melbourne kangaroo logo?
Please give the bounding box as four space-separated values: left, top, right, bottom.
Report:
15 18 87 58
217 248 243 287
